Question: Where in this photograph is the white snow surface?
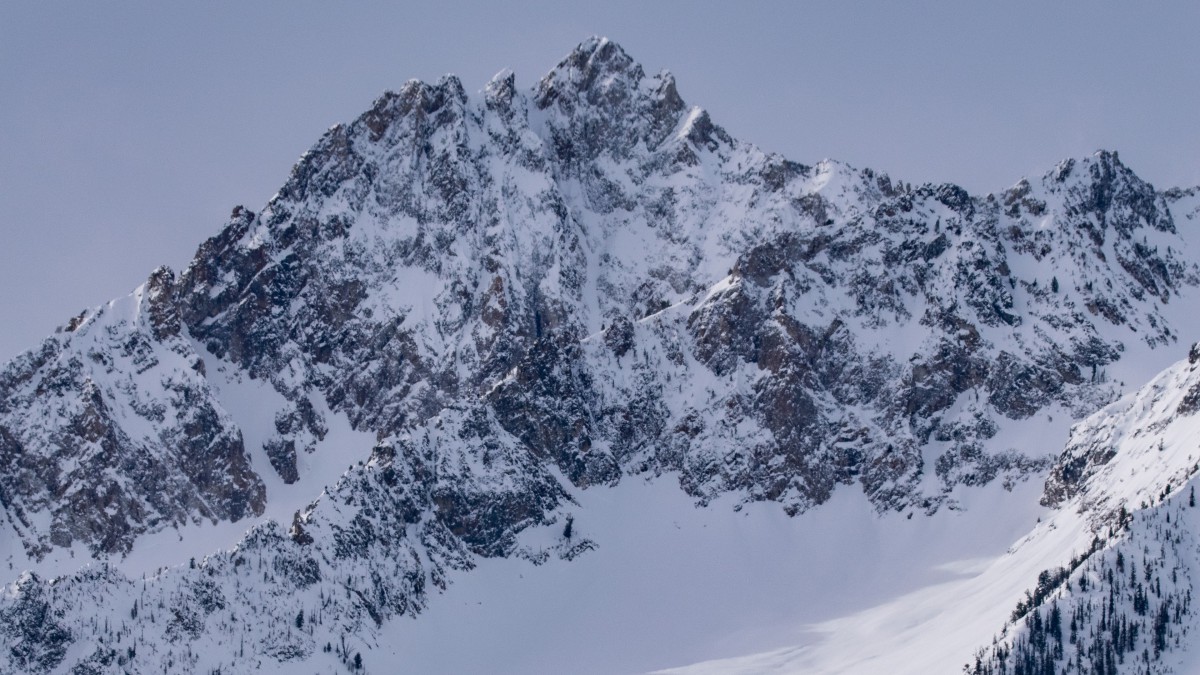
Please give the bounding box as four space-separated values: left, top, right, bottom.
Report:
368 475 1050 675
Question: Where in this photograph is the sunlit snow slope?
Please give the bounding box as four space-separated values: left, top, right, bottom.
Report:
664 342 1200 674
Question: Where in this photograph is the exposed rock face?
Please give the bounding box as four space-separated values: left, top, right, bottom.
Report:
0 573 70 673
2 37 1199 673
0 271 264 559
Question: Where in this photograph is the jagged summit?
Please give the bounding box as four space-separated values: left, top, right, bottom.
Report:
541 36 638 85
534 36 654 96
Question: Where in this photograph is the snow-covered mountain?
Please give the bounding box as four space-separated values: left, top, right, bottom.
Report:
2 37 1200 674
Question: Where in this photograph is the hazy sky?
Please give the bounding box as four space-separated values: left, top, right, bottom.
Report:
2 1 1198 362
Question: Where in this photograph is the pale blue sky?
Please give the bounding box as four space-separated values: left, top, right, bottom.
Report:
2 1 1198 361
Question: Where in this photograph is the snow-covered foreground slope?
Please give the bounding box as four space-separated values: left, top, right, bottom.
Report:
0 464 1052 675
664 343 1200 674
654 498 1092 674
367 476 1049 675
966 343 1200 674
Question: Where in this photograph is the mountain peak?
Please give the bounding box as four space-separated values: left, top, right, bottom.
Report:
1093 147 1120 162
1045 149 1126 186
534 36 646 109
565 35 630 70
1037 148 1175 238
487 67 515 90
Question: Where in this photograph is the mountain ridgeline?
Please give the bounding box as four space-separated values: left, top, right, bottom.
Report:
1 37 1199 674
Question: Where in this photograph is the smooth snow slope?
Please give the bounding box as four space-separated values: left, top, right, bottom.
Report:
353 474 1049 675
